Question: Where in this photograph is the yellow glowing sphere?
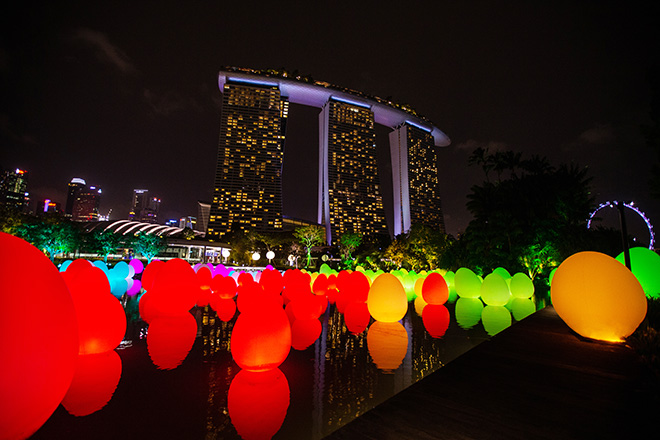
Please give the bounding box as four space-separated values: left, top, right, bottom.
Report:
367 273 408 322
414 295 427 316
551 251 647 342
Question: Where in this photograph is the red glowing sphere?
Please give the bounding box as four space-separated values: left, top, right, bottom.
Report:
344 301 371 334
422 304 450 338
228 368 290 440
291 318 322 350
141 260 165 292
196 266 213 290
231 305 291 372
211 274 238 299
237 271 254 286
61 350 122 417
0 232 79 440
422 273 449 305
148 258 198 317
146 313 198 370
312 273 328 296
290 293 323 320
259 268 284 296
62 261 126 355
211 297 237 322
344 271 371 303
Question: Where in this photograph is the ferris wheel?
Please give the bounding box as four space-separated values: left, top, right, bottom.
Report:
587 201 655 250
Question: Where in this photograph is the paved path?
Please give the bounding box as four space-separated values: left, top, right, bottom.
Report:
324 306 658 439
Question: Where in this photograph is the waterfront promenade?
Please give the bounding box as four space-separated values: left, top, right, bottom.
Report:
324 306 658 439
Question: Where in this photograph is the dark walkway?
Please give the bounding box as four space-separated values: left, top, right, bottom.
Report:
324 306 659 439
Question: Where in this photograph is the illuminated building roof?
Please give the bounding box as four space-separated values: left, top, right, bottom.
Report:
218 69 451 147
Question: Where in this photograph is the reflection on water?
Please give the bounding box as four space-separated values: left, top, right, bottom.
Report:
34 295 544 439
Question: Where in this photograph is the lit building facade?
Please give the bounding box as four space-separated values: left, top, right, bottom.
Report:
0 168 29 211
65 178 86 217
207 78 288 240
72 185 102 221
319 98 387 244
211 68 451 242
390 123 445 236
129 189 160 224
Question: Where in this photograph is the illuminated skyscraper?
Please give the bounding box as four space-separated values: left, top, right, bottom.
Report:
0 168 29 211
129 189 160 223
207 78 288 240
390 123 445 235
66 177 86 217
72 185 102 221
318 98 387 244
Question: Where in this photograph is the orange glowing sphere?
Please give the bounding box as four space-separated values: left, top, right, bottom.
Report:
146 313 197 370
62 261 126 355
0 233 79 440
367 273 407 322
61 350 122 417
422 304 450 338
422 272 449 305
228 368 290 440
344 301 371 334
551 251 647 342
291 318 322 350
230 305 292 372
367 321 408 372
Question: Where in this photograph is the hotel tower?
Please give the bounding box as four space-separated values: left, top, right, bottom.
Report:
208 68 450 243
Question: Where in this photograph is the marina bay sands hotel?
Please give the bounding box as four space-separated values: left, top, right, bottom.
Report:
207 67 450 245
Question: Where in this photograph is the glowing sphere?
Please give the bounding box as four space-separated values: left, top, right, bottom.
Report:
211 297 237 322
421 272 449 305
511 298 536 321
196 266 213 290
455 297 484 329
480 273 511 306
211 274 238 299
413 295 427 316
492 267 511 280
62 261 126 354
616 247 660 299
0 232 79 440
344 301 371 334
141 260 165 292
443 270 455 289
551 251 647 342
413 277 425 300
481 305 512 336
454 267 482 298
312 273 329 296
422 304 450 338
146 313 197 370
61 351 122 417
367 273 408 322
126 279 142 296
129 258 144 274
230 305 292 372
148 258 199 317
228 368 290 440
367 321 408 372
290 293 323 320
510 272 535 298
291 318 322 350
344 271 371 303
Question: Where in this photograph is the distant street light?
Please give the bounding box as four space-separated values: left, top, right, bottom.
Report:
252 252 261 262
266 251 275 264
221 248 230 263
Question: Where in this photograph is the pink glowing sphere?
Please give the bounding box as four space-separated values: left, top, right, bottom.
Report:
0 232 79 440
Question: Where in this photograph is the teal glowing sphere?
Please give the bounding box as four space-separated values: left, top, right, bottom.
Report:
616 247 660 299
454 268 481 298
480 273 510 306
510 273 534 298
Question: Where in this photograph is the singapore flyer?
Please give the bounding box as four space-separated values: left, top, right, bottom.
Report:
587 201 655 250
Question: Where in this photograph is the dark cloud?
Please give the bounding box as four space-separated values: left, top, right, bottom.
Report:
71 28 138 75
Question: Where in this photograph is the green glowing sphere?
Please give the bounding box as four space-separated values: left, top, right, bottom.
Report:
616 247 660 299
480 273 511 306
481 305 512 336
443 271 455 289
454 268 482 298
510 273 534 298
510 298 536 321
455 297 484 329
492 267 511 280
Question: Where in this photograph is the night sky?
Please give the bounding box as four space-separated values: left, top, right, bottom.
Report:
2 1 658 240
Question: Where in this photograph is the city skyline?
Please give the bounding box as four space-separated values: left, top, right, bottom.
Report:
2 2 658 238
